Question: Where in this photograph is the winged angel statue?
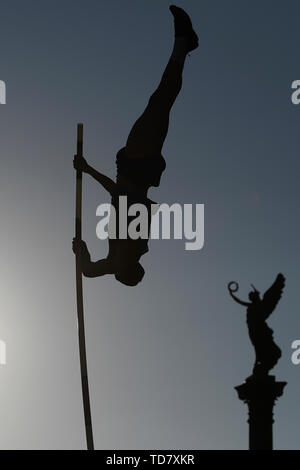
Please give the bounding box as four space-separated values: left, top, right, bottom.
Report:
228 274 285 377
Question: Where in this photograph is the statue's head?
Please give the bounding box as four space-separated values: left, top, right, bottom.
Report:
115 262 145 286
248 285 260 303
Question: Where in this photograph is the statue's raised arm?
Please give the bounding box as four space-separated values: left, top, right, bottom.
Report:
228 281 251 307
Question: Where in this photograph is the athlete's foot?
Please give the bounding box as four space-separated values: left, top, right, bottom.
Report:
169 5 199 52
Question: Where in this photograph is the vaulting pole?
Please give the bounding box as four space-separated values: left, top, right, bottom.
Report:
75 123 94 450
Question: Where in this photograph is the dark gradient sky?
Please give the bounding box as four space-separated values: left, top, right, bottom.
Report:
1 0 300 449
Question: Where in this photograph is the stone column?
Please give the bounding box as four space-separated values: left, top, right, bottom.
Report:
235 375 286 450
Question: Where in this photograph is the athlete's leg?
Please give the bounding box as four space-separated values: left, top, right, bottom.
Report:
125 59 184 158
125 6 198 158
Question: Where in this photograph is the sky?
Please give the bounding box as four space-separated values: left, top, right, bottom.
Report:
1 0 300 450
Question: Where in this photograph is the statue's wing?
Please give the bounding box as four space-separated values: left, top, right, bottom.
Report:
262 273 285 319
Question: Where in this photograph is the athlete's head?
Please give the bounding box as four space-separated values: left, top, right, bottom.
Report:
115 262 145 286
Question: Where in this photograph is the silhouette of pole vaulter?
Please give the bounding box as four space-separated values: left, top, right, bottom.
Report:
228 274 285 377
72 5 199 286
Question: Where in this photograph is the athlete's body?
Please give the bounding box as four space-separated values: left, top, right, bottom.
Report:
73 5 199 286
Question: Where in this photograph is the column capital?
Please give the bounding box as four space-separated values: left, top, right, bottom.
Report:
235 375 287 404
